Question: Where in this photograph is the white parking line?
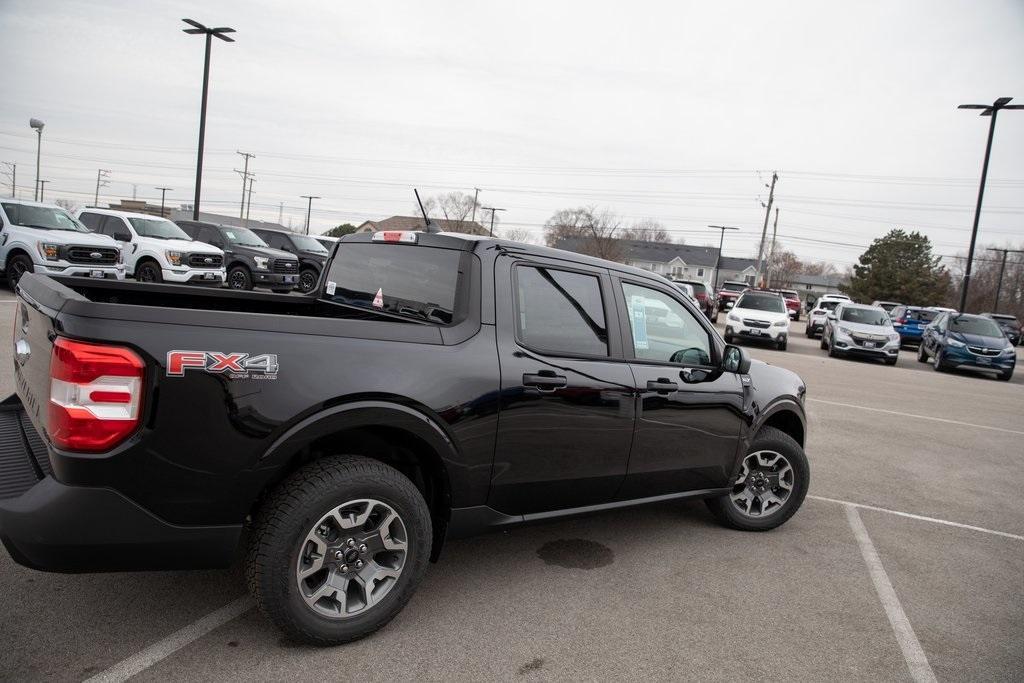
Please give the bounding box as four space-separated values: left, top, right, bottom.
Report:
810 495 1024 541
845 504 937 683
84 595 254 683
807 398 1024 436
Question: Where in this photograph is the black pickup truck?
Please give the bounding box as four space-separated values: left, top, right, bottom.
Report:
0 230 809 645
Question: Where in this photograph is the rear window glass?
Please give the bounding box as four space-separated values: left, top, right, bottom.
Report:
907 308 938 323
323 243 465 325
818 300 840 311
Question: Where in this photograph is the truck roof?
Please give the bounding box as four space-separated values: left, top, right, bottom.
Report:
77 207 174 220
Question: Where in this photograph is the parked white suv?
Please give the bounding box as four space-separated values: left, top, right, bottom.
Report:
78 209 225 285
806 294 851 339
724 290 790 350
0 199 125 285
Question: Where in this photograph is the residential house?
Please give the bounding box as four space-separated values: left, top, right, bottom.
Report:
356 216 488 236
788 273 848 304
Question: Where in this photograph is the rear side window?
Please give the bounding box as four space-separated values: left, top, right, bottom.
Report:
515 266 608 356
324 243 466 325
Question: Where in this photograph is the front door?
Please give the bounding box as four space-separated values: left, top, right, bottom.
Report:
489 256 636 515
614 277 746 499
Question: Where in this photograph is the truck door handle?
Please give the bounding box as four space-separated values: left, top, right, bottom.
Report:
647 378 678 394
523 372 567 391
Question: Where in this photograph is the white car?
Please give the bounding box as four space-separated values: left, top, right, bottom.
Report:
806 294 850 339
724 291 790 350
78 208 225 285
0 198 125 285
821 302 900 365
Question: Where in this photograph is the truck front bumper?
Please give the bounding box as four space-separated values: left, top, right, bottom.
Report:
39 263 125 280
253 271 298 288
0 399 240 573
161 267 226 285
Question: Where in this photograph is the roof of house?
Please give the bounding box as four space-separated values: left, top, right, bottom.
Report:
717 256 758 271
554 236 757 270
357 216 488 235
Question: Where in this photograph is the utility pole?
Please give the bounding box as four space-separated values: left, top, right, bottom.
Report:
708 225 739 289
986 248 1024 313
301 195 321 235
957 97 1022 311
155 187 173 215
94 169 111 207
245 176 255 226
1 162 14 198
236 151 254 218
278 202 283 225
765 208 779 288
481 207 505 237
38 180 49 202
470 187 480 224
754 172 778 287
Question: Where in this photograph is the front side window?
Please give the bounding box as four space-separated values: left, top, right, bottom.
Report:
841 307 891 326
516 266 607 356
1 203 89 232
622 282 712 366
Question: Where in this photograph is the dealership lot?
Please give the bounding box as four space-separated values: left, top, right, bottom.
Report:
0 290 1020 682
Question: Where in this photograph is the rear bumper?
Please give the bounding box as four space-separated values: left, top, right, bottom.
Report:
0 399 241 573
895 329 923 344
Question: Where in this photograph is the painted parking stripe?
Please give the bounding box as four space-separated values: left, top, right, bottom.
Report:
84 595 254 683
807 398 1024 436
845 505 938 683
810 495 1024 541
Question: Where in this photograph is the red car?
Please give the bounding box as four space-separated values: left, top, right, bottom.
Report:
716 281 749 311
774 289 802 321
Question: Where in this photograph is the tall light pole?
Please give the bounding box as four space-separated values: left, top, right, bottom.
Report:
301 195 320 234
38 180 49 202
470 187 481 224
708 225 739 289
182 19 235 221
29 118 44 201
957 97 1022 312
986 248 1024 313
156 187 173 215
481 207 505 237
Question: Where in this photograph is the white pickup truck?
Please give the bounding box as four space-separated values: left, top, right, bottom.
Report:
0 198 125 284
77 208 225 285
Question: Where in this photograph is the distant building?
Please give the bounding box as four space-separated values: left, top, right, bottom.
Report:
168 207 291 233
356 215 489 236
106 199 169 218
789 273 848 302
554 237 758 287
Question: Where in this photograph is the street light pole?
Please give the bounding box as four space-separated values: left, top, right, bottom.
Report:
29 118 44 201
38 180 48 202
301 195 321 235
182 19 235 221
155 187 173 215
957 97 1023 312
481 207 505 237
708 225 739 289
986 248 1024 313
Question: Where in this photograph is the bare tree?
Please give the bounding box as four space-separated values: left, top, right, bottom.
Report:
621 217 673 243
765 246 803 288
416 191 484 233
801 260 839 277
543 206 624 261
501 227 534 244
54 198 81 215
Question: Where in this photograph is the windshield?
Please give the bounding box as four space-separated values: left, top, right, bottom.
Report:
841 307 890 326
736 293 786 313
221 227 268 247
722 282 747 292
128 217 191 240
290 234 329 254
1 203 89 233
950 316 1003 338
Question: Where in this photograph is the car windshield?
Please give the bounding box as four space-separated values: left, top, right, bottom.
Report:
290 234 329 254
128 217 191 240
737 293 785 313
1 203 89 232
722 282 747 292
950 316 1003 337
221 227 268 247
841 307 890 326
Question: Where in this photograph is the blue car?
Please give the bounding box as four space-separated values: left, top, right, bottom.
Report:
918 312 1016 381
889 305 939 347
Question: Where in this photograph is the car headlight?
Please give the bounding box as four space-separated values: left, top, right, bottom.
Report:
727 313 741 322
889 333 900 343
165 250 183 266
37 242 60 261
947 338 966 348
253 256 269 270
837 326 853 337
772 319 788 327
1003 346 1016 356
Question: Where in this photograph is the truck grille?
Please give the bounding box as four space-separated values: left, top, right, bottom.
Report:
743 319 771 329
65 246 119 265
0 408 49 500
188 253 223 268
273 259 299 274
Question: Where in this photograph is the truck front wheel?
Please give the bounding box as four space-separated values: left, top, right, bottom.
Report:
228 266 253 290
247 455 432 646
5 254 34 286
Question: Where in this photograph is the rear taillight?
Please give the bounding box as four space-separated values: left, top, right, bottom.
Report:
895 318 906 325
48 338 145 452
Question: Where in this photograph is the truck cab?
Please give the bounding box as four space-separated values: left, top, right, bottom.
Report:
0 199 125 285
77 208 225 285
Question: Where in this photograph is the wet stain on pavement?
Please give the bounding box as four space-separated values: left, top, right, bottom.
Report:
227 640 239 647
536 538 614 569
518 657 545 675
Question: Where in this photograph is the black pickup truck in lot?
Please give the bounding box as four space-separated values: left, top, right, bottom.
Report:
0 230 809 645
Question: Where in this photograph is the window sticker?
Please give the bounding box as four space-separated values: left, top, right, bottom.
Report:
225 231 237 239
630 295 649 350
372 288 384 308
325 281 336 295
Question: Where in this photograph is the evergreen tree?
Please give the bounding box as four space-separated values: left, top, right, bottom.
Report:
843 229 951 304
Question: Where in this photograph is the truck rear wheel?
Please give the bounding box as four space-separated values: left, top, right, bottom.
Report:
247 455 432 646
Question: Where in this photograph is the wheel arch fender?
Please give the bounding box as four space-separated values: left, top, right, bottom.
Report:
2 244 33 270
754 398 806 448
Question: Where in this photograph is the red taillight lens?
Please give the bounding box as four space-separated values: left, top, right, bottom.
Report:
48 338 145 452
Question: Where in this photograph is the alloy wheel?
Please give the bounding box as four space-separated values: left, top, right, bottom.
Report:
296 498 408 619
299 270 318 293
729 450 794 518
230 271 247 289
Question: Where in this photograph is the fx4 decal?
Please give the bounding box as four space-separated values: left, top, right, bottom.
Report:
167 351 279 379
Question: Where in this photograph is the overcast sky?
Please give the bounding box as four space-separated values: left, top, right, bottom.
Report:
1 0 1022 267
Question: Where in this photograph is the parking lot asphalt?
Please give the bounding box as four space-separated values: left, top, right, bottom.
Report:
0 291 1021 682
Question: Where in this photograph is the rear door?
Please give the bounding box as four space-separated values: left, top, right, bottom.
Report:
490 256 636 515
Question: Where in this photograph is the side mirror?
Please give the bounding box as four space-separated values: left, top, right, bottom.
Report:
113 231 132 242
722 344 751 374
827 312 837 320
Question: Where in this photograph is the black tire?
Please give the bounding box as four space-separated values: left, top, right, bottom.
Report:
805 326 813 339
5 254 34 287
885 356 897 366
819 334 828 350
998 368 1013 382
135 260 163 283
932 350 946 372
228 265 253 290
705 426 809 532
777 339 787 351
917 345 928 363
298 268 319 294
248 455 432 646
724 334 733 344
827 335 840 357
792 313 800 322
